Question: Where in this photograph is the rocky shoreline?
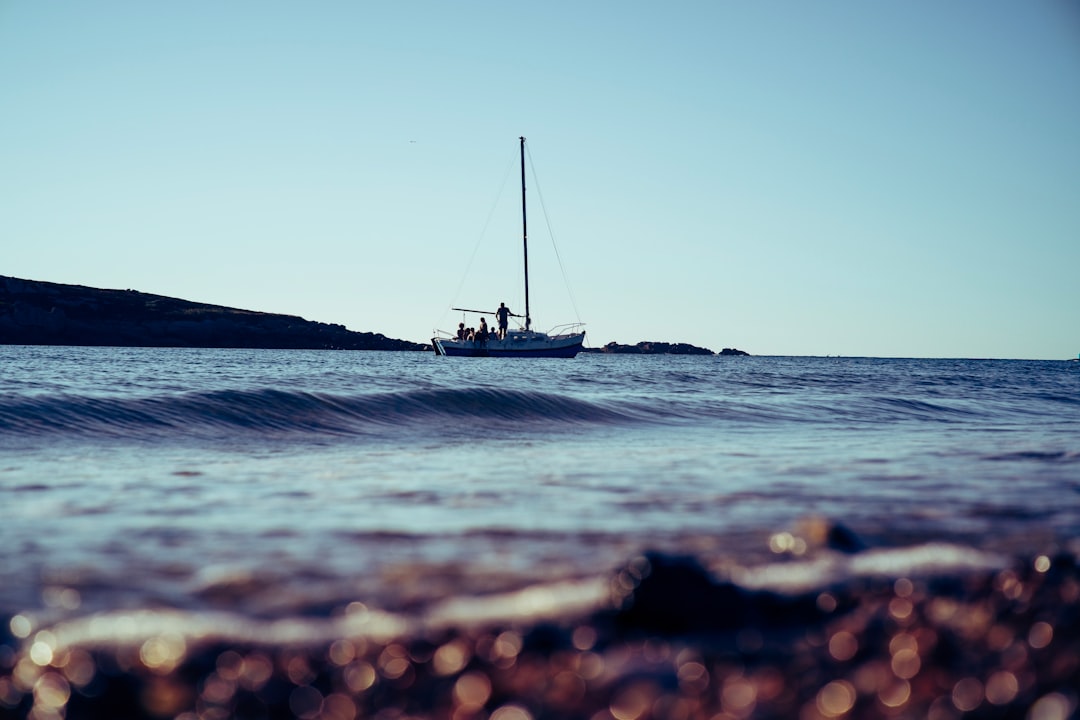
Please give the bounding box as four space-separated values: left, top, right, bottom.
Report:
0 276 427 351
2 276 745 356
1 548 1076 719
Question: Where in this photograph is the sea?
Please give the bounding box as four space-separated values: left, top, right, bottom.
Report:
2 346 1079 717
3 345 1078 618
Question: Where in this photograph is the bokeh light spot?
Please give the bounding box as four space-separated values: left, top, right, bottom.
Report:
29 642 53 667
610 682 655 720
878 678 910 708
891 648 920 679
572 625 597 651
434 639 471 676
9 616 31 640
344 661 376 693
721 675 757 716
951 677 983 712
816 680 856 717
490 704 533 720
984 670 1018 705
140 633 186 674
322 693 357 720
1027 693 1072 720
33 672 70 711
454 671 492 711
1028 621 1053 649
829 631 858 662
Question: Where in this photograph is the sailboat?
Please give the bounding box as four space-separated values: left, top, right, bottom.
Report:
431 137 586 358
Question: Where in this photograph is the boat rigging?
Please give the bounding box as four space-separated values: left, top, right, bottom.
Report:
431 136 585 358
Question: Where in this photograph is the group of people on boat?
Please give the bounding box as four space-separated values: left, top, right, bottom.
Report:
455 302 514 345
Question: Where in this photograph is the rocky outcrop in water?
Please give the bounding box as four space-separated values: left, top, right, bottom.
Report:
587 341 741 356
0 276 427 351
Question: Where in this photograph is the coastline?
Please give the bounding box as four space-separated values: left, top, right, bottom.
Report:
2 276 742 356
0 276 427 352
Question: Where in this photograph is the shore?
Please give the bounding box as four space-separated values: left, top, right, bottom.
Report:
2 549 1076 720
2 276 741 356
0 276 427 351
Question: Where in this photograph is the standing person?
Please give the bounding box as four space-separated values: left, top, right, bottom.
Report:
495 302 511 339
477 318 489 347
456 322 466 341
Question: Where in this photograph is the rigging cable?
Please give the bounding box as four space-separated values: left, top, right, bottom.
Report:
524 142 584 326
435 154 517 331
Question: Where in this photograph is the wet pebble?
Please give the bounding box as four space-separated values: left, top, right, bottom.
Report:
2 552 1078 719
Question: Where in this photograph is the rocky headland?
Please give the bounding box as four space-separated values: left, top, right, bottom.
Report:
0 276 427 351
587 341 749 356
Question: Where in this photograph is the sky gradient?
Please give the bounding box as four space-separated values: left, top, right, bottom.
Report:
2 2 1078 358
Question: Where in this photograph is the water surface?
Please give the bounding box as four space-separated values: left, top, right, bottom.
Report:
2 347 1078 622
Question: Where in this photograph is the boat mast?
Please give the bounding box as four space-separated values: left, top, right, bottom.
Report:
520 136 531 330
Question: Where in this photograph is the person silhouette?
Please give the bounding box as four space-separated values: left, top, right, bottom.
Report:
477 318 489 346
495 302 511 339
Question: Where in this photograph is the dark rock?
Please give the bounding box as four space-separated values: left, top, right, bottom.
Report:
612 552 826 636
585 341 716 355
826 521 868 554
0 276 427 351
614 553 744 634
522 622 571 654
719 347 749 356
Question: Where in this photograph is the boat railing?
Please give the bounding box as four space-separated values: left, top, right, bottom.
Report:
546 322 586 338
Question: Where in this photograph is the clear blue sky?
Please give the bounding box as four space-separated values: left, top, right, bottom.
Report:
2 1 1077 358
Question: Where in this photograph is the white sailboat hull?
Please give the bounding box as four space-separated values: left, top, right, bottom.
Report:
432 330 585 358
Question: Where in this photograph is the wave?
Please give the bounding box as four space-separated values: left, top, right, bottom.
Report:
0 380 1062 442
984 450 1080 464
0 388 637 441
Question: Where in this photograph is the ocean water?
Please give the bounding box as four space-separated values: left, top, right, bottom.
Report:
2 346 1079 632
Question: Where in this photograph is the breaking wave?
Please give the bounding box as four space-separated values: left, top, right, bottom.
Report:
0 358 1070 442
0 388 638 440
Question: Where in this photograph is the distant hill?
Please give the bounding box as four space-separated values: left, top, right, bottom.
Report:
0 276 427 351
